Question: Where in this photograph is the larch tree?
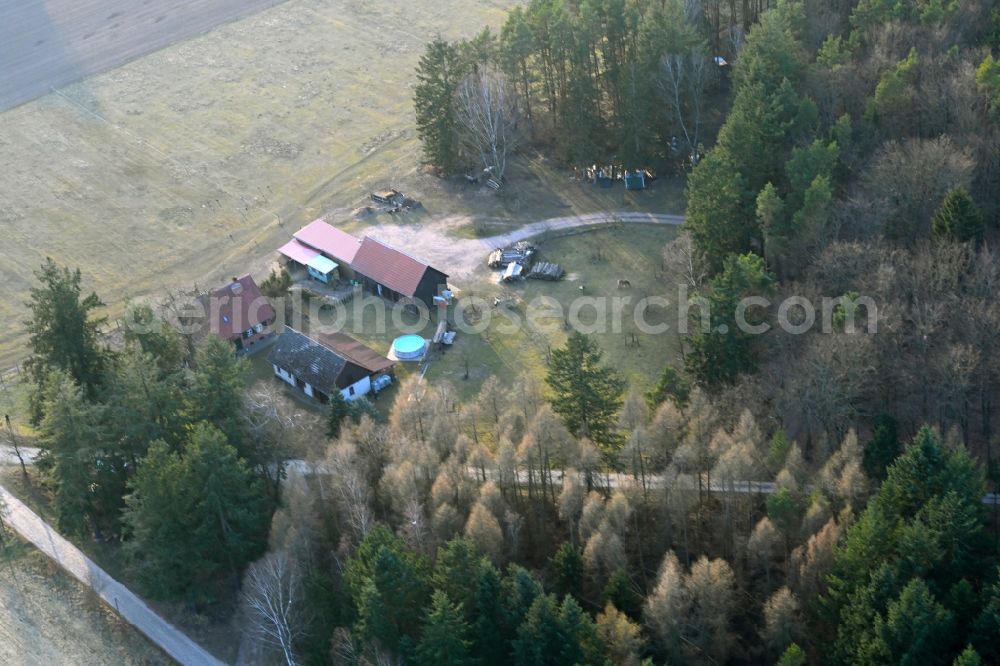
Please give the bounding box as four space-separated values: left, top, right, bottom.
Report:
582 521 627 588
644 551 688 660
762 587 801 657
557 469 585 544
789 517 841 599
325 441 374 543
596 602 644 666
748 517 780 591
465 501 504 565
685 556 737 663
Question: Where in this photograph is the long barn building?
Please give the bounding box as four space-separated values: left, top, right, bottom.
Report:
278 219 448 309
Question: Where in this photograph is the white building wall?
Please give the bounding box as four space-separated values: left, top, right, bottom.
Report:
341 375 372 401
273 364 296 387
275 363 372 403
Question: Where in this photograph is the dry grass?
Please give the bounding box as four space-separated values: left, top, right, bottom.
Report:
439 224 683 398
0 0 522 369
289 224 683 403
0 536 169 665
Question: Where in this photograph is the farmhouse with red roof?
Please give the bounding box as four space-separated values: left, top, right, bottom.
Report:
204 274 276 353
278 219 448 308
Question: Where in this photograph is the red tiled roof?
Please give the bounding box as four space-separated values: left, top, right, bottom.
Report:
277 238 320 265
208 275 275 340
316 330 395 374
293 219 361 264
352 237 443 297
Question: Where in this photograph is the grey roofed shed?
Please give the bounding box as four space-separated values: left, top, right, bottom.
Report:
268 328 348 395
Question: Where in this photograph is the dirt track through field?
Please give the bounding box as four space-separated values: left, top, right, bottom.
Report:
0 0 289 111
365 211 686 279
0 485 225 666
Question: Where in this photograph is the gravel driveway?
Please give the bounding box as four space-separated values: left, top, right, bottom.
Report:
364 211 685 279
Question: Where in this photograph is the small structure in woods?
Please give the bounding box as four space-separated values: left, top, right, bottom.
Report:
269 328 394 403
624 170 646 191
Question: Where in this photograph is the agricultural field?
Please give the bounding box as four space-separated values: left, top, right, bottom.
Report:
0 0 288 111
0 537 169 666
0 0 527 370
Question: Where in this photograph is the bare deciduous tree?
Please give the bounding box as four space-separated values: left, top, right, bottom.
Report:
660 50 710 164
242 550 305 666
455 66 521 183
243 384 301 492
326 442 374 541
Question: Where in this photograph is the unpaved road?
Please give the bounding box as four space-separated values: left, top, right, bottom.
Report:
365 211 686 279
284 459 1000 505
0 485 225 666
0 445 39 468
0 0 288 111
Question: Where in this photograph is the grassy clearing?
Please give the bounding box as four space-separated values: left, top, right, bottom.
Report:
440 224 683 399
269 224 682 407
0 531 169 665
